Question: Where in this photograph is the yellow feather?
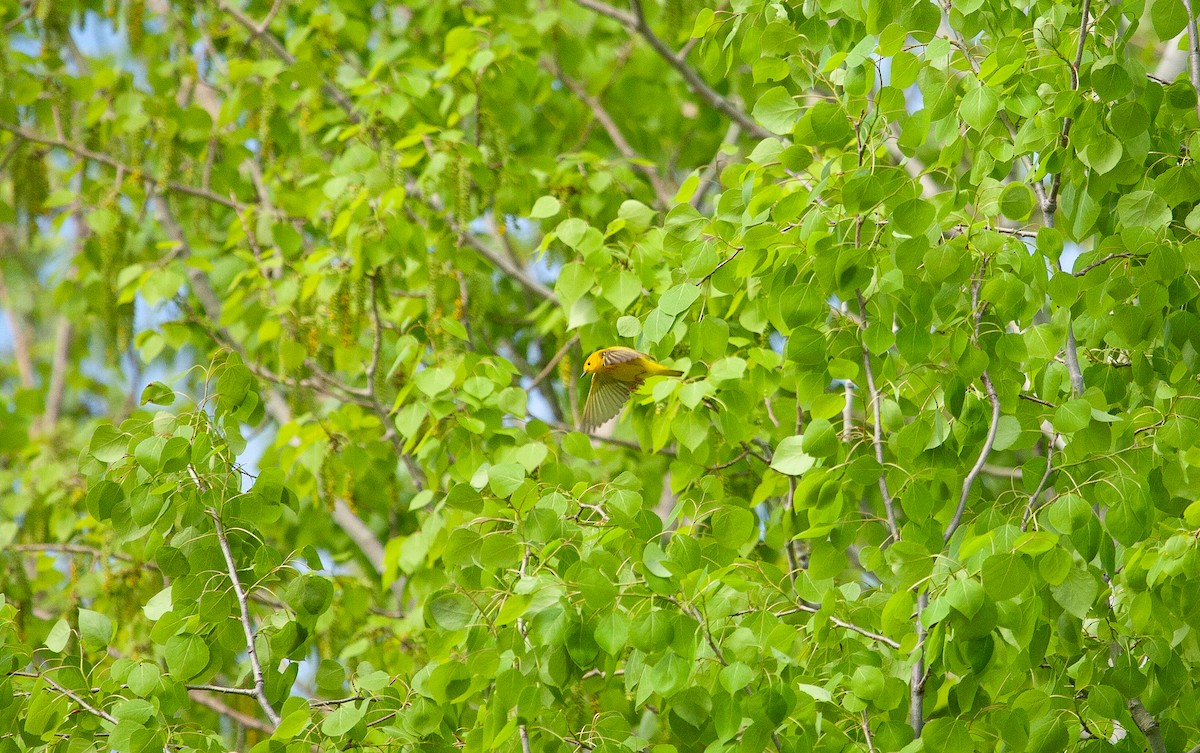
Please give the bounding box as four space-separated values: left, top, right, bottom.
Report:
579 347 685 431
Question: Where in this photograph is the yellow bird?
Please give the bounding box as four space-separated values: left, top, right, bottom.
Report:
580 346 684 432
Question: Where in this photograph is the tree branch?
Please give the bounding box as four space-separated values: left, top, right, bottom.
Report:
1073 252 1134 277
782 602 902 649
855 290 900 544
0 266 35 388
1021 436 1058 532
943 264 1001 544
531 334 579 388
214 0 359 120
574 0 772 140
209 509 281 726
1045 0 1092 219
1182 0 1200 121
188 689 275 734
0 121 246 211
547 61 675 208
1129 697 1168 753
40 673 118 725
909 591 928 735
691 121 741 209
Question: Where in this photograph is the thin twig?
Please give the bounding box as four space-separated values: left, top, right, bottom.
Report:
0 121 246 210
574 0 772 140
781 602 901 649
210 509 281 726
188 690 274 734
3 5 34 31
366 274 383 396
1020 436 1058 532
943 264 1001 545
944 370 1000 544
215 0 358 120
691 121 741 209
40 674 118 725
520 725 532 753
186 684 258 697
0 267 35 388
861 710 877 753
403 203 557 304
547 62 674 208
855 290 900 544
1073 252 1134 277
531 334 580 388
1045 0 1092 218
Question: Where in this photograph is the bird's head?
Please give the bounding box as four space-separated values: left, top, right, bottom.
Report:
582 351 605 375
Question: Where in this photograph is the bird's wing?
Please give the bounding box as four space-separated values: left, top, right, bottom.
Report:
601 346 646 367
581 372 635 431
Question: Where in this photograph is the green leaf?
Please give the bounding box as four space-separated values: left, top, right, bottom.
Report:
711 506 757 548
658 284 701 317
428 591 475 630
78 608 114 652
999 183 1034 221
753 87 801 134
922 718 973 753
960 84 999 131
1049 567 1098 619
981 553 1030 600
89 425 128 463
165 633 210 680
44 619 71 652
1117 190 1171 230
487 462 526 498
770 436 816 475
139 381 175 406
529 195 561 219
321 701 366 737
1053 398 1092 433
126 663 160 697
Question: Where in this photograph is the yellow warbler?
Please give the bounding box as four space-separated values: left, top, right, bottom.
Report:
580 346 684 432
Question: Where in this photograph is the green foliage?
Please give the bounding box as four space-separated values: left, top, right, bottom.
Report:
4 0 1200 752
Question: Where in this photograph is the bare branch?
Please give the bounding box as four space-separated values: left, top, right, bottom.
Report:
214 0 358 120
574 0 772 140
1065 323 1086 395
1073 252 1134 277
944 370 1000 544
0 121 246 210
1129 698 1168 753
1182 0 1200 121
531 334 580 388
520 724 532 753
209 509 281 726
547 62 674 208
188 690 274 734
1021 436 1059 532
909 591 928 735
855 290 900 544
943 264 1002 545
691 121 741 209
782 602 902 649
0 266 35 388
41 673 117 725
404 203 557 305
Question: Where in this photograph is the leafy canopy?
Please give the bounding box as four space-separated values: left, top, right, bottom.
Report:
2 0 1200 752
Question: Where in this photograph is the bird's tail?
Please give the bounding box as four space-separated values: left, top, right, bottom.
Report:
656 368 685 377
